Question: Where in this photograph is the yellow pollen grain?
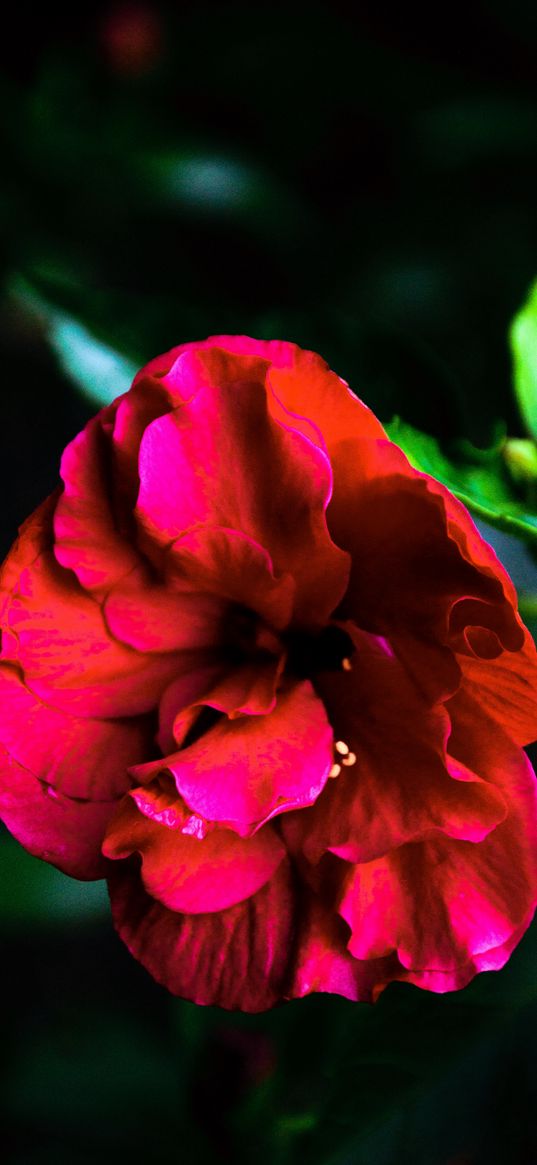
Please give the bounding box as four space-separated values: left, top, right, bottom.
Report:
342 751 357 767
335 740 349 756
342 657 352 671
329 763 342 778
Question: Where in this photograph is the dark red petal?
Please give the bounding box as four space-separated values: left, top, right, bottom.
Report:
133 678 334 836
167 526 295 630
338 712 537 973
107 857 294 1011
0 492 58 619
103 796 285 912
135 347 349 625
456 627 537 747
283 890 380 1003
333 440 525 704
391 917 535 994
285 630 506 866
341 457 516 645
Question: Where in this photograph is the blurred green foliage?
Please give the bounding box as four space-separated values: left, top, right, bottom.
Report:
511 279 537 442
3 3 537 1164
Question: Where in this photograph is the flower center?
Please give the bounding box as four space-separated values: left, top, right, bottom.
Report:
225 606 355 680
283 622 355 679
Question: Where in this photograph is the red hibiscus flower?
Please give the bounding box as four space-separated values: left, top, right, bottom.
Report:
1 336 537 1012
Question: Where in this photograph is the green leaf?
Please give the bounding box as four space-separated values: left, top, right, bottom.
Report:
386 416 537 544
510 278 537 441
10 277 138 407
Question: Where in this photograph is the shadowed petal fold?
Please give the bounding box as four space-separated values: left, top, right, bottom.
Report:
283 630 506 866
338 710 537 974
107 857 294 1011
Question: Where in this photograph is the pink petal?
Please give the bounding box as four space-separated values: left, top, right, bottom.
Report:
135 347 349 625
54 412 143 595
0 663 149 800
0 750 120 879
156 656 283 755
103 796 285 912
54 374 182 597
107 857 294 1010
133 678 334 836
133 333 385 450
110 375 176 508
156 662 233 755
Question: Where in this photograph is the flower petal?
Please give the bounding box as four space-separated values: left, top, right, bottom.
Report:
136 334 385 449
103 583 225 653
110 374 177 509
326 435 526 709
103 795 285 912
0 749 118 880
0 493 58 619
136 347 350 625
0 663 150 878
1 548 184 717
0 663 149 800
54 411 143 594
456 626 537 747
53 375 179 597
167 525 295 630
156 655 283 755
284 889 380 1003
338 713 537 973
106 857 294 1011
132 678 334 836
284 630 506 866
266 342 386 454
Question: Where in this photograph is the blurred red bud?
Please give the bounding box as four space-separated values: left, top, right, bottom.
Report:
100 2 162 76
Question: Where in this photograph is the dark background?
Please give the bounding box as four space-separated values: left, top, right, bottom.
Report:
2 3 537 1162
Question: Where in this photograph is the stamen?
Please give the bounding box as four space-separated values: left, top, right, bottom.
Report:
342 657 352 671
335 740 349 756
342 751 357 767
329 763 341 778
